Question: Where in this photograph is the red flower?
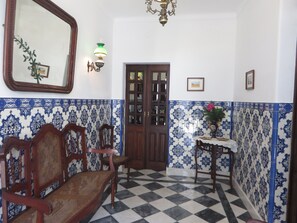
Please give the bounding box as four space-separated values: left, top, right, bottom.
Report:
206 103 215 111
204 102 225 123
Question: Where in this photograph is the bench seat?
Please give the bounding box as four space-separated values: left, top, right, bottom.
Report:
12 171 114 223
1 124 116 223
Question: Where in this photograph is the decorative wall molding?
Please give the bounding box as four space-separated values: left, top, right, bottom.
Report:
233 178 263 221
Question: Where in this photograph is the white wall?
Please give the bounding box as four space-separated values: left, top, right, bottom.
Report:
0 0 113 99
234 0 281 103
1 0 294 102
111 15 237 101
276 0 297 103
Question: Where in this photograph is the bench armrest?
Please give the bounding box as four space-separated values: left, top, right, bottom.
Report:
2 189 52 215
88 148 116 171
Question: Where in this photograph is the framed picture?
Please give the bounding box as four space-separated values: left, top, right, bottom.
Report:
187 77 205 91
37 64 50 78
245 70 255 90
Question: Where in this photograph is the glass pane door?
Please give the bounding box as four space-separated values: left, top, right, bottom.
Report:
127 71 144 125
150 72 167 126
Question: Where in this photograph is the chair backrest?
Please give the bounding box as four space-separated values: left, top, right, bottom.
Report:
0 137 32 222
62 123 88 179
31 124 65 197
99 124 114 149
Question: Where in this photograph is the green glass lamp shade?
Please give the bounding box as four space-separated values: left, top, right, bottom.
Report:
94 43 107 58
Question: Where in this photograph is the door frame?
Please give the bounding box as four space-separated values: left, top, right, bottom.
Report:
287 45 297 222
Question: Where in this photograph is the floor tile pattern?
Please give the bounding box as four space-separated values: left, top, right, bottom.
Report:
89 169 252 223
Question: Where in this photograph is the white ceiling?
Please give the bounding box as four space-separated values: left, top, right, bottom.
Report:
98 0 247 19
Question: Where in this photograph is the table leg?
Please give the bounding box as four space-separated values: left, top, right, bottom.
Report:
211 145 217 192
229 151 234 189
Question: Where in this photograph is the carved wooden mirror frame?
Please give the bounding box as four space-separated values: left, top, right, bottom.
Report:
3 0 77 93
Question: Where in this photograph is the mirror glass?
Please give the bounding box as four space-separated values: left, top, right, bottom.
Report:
3 0 77 93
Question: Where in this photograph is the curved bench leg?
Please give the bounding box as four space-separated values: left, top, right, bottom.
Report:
111 176 115 208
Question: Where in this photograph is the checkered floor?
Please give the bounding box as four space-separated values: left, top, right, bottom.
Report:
88 169 251 223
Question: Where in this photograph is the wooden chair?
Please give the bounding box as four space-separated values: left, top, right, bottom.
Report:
194 139 234 192
99 124 130 190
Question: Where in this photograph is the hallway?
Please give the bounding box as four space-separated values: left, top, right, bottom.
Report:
89 169 252 223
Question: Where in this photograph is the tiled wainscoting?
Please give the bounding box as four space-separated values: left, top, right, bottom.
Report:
0 98 293 223
232 102 292 223
0 98 123 221
168 100 232 171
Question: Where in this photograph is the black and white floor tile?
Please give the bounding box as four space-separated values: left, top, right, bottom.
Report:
88 169 251 223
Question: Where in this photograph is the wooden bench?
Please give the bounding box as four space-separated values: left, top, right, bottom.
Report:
0 123 115 223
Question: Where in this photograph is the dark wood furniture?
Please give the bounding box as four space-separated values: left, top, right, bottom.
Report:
195 139 234 192
0 123 115 223
3 0 77 93
125 64 170 170
99 124 130 191
287 45 297 223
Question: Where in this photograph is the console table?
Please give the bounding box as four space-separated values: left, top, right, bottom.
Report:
194 136 238 192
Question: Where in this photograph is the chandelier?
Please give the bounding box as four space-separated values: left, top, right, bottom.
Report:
145 0 177 26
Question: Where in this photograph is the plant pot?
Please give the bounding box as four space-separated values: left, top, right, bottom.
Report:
209 122 218 138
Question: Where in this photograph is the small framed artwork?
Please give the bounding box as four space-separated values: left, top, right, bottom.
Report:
245 70 255 90
187 77 205 91
37 64 50 78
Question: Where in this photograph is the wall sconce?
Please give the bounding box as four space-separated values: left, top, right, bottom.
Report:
87 42 107 72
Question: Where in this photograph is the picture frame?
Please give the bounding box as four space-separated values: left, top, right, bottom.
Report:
187 77 205 91
37 64 50 78
245 70 255 90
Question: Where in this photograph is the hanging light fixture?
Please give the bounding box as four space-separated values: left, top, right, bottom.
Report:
145 0 177 26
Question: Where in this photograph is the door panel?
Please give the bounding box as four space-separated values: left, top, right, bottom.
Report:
125 65 146 169
125 64 169 171
125 127 145 169
145 65 169 170
146 129 167 170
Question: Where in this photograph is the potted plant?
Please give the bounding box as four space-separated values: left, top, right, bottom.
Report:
203 102 225 138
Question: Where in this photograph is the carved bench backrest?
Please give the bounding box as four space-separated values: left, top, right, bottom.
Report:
31 124 65 197
62 123 88 179
0 137 32 222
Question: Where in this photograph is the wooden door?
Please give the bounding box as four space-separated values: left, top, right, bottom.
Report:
125 65 146 169
287 45 297 222
125 64 170 171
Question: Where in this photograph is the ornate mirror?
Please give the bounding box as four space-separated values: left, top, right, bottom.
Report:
3 0 77 93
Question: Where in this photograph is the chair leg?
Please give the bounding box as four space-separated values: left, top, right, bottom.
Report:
127 167 130 182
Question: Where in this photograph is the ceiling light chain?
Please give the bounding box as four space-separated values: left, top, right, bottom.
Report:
145 0 177 26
